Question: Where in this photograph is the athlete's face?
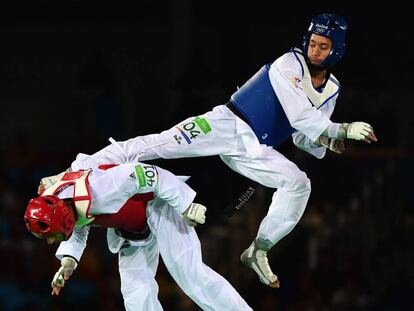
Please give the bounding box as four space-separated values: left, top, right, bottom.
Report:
46 232 66 244
307 34 332 66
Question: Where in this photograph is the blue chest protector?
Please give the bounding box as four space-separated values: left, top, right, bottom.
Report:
230 64 295 148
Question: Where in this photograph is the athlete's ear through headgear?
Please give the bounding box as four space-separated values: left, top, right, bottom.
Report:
24 195 75 240
302 13 348 69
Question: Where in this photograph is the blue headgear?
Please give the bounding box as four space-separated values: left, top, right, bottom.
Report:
302 14 348 69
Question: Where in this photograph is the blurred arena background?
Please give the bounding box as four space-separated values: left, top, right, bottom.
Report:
0 1 413 310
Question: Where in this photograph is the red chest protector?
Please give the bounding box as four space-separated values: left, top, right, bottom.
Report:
92 192 153 232
91 164 154 232
45 164 154 233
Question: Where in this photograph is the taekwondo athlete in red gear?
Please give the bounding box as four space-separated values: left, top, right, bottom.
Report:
25 163 252 311
40 14 378 289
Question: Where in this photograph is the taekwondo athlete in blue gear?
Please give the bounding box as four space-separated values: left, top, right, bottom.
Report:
44 13 378 289
229 13 348 149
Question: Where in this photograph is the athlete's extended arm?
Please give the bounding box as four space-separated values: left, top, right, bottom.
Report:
271 55 378 145
51 226 90 295
131 163 206 226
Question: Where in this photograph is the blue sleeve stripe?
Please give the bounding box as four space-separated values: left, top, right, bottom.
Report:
291 49 305 77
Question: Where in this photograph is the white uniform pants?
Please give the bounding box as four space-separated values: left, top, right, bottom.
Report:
118 199 252 311
119 105 311 246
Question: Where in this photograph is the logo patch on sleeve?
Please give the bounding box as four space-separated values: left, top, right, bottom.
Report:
194 117 211 134
290 77 302 89
175 117 212 144
134 164 158 191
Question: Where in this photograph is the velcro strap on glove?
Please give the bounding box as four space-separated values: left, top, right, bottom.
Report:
182 203 207 226
61 257 77 274
324 138 339 152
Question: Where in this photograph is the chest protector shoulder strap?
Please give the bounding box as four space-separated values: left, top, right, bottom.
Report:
42 170 94 226
292 47 340 109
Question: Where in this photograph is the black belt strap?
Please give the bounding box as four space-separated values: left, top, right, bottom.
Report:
226 101 251 126
115 225 150 241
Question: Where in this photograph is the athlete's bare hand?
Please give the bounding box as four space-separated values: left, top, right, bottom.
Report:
51 284 63 296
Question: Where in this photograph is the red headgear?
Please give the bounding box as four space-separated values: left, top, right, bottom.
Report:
24 195 75 240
